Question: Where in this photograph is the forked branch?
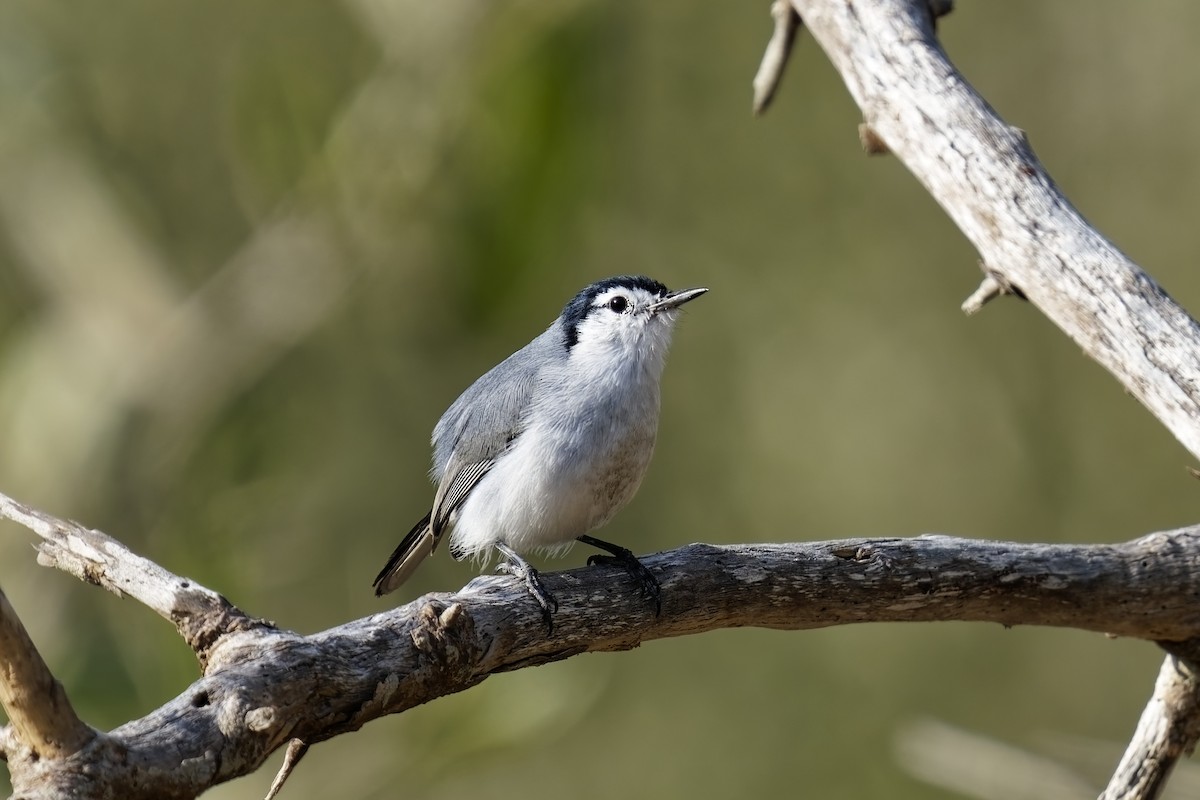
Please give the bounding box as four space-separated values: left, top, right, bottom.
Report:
767 1 1200 797
2 1 1199 797
0 492 271 670
5 485 1200 797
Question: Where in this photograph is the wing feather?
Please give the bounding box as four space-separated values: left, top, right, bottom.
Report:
430 458 494 536
374 325 563 596
431 328 555 476
372 511 434 596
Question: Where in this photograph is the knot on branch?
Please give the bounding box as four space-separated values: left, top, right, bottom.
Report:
411 600 477 673
830 544 875 562
829 543 897 572
180 601 276 672
245 706 277 733
962 269 1026 315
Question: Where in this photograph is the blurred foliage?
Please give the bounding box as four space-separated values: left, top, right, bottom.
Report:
2 0 1200 798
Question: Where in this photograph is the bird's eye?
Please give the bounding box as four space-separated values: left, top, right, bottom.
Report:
608 296 629 313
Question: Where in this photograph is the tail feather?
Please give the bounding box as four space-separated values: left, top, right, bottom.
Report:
373 511 436 596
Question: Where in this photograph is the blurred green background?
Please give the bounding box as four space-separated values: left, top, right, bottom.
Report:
2 1 1200 797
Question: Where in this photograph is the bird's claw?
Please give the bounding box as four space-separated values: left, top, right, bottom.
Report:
586 549 662 616
495 544 558 632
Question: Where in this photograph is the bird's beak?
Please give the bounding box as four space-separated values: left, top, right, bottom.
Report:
648 286 708 314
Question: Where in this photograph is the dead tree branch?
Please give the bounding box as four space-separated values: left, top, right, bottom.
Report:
786 0 1200 460
0 493 271 671
772 0 1200 796
1 1 1199 797
752 1 802 115
5 487 1200 796
1099 650 1200 800
0 588 93 763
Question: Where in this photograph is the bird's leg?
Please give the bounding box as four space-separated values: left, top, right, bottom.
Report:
494 542 558 631
578 534 661 615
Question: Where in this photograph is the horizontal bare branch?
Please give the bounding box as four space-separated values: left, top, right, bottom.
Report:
777 3 1200 798
4 523 1198 797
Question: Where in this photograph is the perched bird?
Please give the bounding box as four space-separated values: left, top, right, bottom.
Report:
372 275 707 624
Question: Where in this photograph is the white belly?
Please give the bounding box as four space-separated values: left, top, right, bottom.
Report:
447 417 656 561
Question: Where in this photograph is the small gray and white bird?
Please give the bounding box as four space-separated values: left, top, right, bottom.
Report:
373 275 707 623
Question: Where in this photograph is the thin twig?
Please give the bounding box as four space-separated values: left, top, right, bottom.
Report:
962 267 1027 315
962 274 1004 315
265 739 310 800
753 1 802 115
1099 649 1200 800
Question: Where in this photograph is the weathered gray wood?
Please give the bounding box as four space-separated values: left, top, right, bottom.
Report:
784 2 1200 798
5 502 1200 797
0 493 270 668
791 0 1200 463
4 1 1200 797
752 1 802 115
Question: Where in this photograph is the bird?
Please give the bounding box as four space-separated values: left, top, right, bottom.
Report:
372 275 707 626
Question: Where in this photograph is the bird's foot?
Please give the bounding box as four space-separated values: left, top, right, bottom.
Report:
579 535 662 615
494 543 558 632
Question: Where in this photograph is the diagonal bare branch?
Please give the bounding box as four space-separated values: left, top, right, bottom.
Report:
0 586 93 760
790 0 1200 463
264 738 309 800
1100 646 1200 800
0 491 272 669
775 3 1200 798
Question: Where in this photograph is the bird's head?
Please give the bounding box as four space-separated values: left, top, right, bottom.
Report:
559 275 707 368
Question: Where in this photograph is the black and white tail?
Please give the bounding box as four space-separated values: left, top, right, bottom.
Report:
372 511 436 596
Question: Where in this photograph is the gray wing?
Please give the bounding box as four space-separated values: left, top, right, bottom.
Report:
428 325 562 538
373 324 563 597
430 458 493 536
